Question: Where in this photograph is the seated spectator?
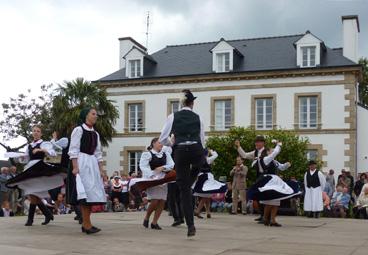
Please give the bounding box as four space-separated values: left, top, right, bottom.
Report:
224 182 233 213
354 173 367 198
138 197 149 211
322 191 331 216
211 192 225 212
111 176 124 204
0 201 14 217
331 185 351 218
354 184 368 219
121 174 130 209
54 193 70 215
112 197 124 212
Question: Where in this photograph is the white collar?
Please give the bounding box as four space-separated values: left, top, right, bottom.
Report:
310 169 317 174
150 149 164 156
31 139 43 147
82 123 94 131
181 107 193 111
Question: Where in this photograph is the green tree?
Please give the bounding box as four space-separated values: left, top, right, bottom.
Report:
358 57 368 106
0 84 54 142
206 127 310 185
51 78 118 146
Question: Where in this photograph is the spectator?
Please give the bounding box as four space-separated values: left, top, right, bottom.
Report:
354 173 367 197
345 170 354 195
0 200 14 217
354 184 368 219
322 191 331 216
0 167 11 205
121 174 130 210
8 166 19 212
325 169 336 194
230 157 248 215
111 176 124 205
324 181 334 198
54 193 70 215
224 182 233 213
112 197 124 212
211 192 225 212
331 185 351 218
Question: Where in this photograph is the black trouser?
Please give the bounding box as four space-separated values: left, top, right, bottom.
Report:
168 182 184 222
174 143 204 227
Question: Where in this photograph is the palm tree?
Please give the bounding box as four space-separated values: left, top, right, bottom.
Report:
51 78 118 146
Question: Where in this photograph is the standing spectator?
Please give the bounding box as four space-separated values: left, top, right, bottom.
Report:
330 185 351 218
8 166 19 212
345 170 354 195
0 167 11 205
354 184 368 219
230 157 248 215
0 200 14 217
304 160 326 218
325 169 336 194
354 173 367 197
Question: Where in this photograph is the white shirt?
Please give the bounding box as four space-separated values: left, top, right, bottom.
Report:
238 144 281 173
68 124 103 161
139 147 175 179
207 150 218 165
159 107 205 148
19 139 57 164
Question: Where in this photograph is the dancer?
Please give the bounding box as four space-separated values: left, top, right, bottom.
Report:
247 141 300 226
230 156 248 215
6 125 66 226
140 138 174 230
160 89 205 237
193 149 226 219
235 135 268 223
303 160 326 218
68 107 106 234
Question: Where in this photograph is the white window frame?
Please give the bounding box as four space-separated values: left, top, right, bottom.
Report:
128 59 141 78
214 99 232 131
128 151 142 175
301 46 316 67
128 103 143 132
255 98 273 130
216 52 230 72
170 101 180 114
299 96 318 129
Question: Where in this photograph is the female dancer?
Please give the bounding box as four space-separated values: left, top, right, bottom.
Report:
193 149 227 219
139 138 174 230
6 125 66 226
68 107 106 234
247 141 300 227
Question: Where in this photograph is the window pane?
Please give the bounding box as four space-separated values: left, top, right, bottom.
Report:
217 54 223 72
128 104 143 132
302 47 308 67
310 47 316 66
224 53 230 71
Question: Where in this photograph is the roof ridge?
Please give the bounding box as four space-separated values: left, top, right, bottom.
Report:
166 33 305 48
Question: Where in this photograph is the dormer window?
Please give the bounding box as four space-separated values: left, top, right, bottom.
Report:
216 52 230 72
295 31 325 68
301 46 316 67
129 59 141 78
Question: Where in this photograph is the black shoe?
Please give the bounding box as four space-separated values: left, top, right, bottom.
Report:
143 219 149 228
270 222 282 227
187 225 196 237
78 218 83 225
172 220 182 227
151 223 162 230
207 214 211 219
82 226 101 235
264 221 270 226
257 219 265 224
37 203 54 225
25 204 36 226
254 216 263 221
314 213 320 218
195 213 204 219
74 216 79 221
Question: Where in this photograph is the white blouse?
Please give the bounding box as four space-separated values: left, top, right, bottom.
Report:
68 124 103 161
139 146 175 179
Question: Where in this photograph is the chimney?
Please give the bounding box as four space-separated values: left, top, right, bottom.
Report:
118 37 147 69
342 15 360 63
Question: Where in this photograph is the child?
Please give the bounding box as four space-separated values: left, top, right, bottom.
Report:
0 201 15 217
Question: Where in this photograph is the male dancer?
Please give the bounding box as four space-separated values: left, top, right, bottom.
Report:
160 89 205 237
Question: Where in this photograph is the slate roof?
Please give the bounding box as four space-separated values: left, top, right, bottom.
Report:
99 33 358 82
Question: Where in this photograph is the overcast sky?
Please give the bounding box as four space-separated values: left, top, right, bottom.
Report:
0 0 367 157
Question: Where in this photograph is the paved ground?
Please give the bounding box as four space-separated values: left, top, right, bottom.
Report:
0 212 367 255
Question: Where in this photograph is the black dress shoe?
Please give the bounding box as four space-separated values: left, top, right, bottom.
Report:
143 219 149 228
257 219 265 224
187 225 196 237
42 215 54 225
82 226 101 234
151 223 162 230
25 220 33 226
264 221 270 226
207 214 211 219
229 212 236 215
195 213 204 219
270 222 282 227
172 221 182 227
78 218 83 225
254 216 263 221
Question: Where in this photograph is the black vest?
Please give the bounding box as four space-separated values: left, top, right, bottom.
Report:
80 126 98 155
306 170 321 188
200 160 212 174
149 151 167 170
60 140 70 168
253 149 277 176
171 110 201 145
28 142 45 160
